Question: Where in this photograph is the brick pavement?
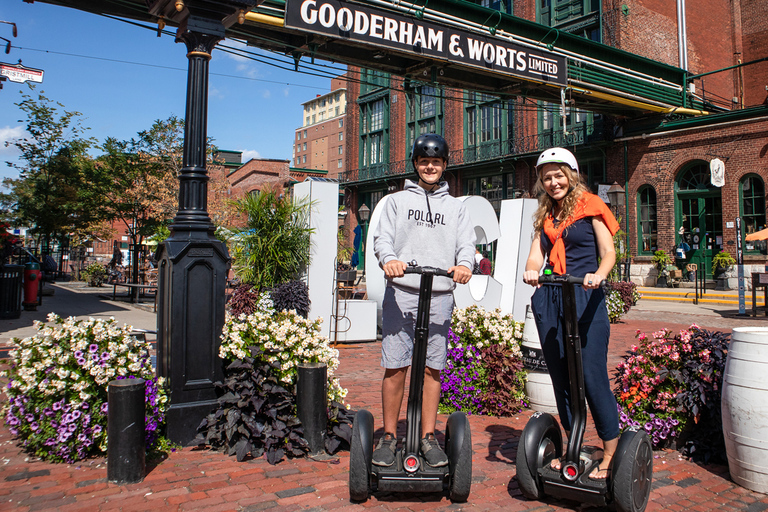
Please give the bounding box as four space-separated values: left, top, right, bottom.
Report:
2 290 768 511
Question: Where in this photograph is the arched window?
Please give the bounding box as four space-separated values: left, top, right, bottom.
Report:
637 186 657 254
741 175 766 252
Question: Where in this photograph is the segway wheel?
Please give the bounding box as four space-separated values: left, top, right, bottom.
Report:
445 411 472 503
349 410 374 501
516 412 562 500
612 430 653 512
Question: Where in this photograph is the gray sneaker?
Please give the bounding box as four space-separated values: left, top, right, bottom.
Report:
372 433 398 467
420 433 448 467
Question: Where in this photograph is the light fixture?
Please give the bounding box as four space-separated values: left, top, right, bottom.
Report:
373 51 386 60
358 204 370 223
607 182 625 211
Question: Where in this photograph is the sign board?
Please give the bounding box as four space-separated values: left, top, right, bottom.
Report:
0 62 44 84
285 0 567 86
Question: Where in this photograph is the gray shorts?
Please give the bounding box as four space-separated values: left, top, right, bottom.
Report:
381 285 454 370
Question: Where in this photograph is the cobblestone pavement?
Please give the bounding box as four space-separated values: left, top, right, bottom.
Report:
1 284 768 511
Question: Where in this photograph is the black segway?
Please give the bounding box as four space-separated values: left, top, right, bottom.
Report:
349 262 472 502
516 273 653 512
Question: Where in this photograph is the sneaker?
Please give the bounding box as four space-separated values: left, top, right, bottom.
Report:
420 433 448 467
372 433 398 467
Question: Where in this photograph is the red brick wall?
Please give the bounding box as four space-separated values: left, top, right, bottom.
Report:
741 0 768 106
228 159 290 196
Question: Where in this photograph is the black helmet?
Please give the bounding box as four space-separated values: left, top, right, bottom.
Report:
411 134 449 167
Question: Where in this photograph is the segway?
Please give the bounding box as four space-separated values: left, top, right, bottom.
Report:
349 262 473 502
516 273 653 512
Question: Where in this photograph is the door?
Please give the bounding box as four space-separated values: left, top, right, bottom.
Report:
676 163 723 280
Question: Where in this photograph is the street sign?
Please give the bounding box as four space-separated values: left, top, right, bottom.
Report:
285 0 567 87
0 62 44 84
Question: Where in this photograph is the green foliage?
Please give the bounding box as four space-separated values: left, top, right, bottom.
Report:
711 251 736 274
80 262 107 287
2 87 102 246
652 250 673 275
229 189 313 290
606 281 640 323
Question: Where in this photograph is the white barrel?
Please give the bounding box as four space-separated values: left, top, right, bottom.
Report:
722 327 768 493
521 305 558 413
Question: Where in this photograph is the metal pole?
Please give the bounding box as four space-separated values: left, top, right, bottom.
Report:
107 378 146 484
296 363 328 455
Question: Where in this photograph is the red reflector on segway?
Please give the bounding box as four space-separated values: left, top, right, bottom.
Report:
403 455 420 473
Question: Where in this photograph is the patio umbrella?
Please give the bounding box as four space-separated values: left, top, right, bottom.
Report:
746 228 768 241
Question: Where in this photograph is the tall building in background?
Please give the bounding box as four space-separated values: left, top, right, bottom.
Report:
293 74 348 179
339 0 768 286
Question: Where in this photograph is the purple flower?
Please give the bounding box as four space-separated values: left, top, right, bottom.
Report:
101 352 110 361
74 351 83 358
52 401 62 411
30 422 39 431
88 344 98 353
71 410 81 420
76 358 86 366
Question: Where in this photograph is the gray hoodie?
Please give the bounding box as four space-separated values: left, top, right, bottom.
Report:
373 179 476 293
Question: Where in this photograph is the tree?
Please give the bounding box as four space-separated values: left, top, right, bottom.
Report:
229 186 313 291
2 87 100 252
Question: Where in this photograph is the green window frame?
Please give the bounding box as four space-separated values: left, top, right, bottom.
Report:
637 185 658 255
359 97 389 167
406 85 444 155
538 0 601 41
740 174 766 252
464 92 507 147
359 68 390 95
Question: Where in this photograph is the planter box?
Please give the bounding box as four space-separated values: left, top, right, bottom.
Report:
337 270 356 284
669 269 683 279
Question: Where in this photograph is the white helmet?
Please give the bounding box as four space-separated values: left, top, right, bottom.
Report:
536 147 579 173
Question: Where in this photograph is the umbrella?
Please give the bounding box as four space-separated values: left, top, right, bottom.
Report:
746 228 768 241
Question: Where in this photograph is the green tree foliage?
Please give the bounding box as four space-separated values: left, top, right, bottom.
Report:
1 87 101 248
229 187 313 290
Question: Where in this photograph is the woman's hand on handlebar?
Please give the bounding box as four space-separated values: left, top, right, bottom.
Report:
448 265 472 284
582 272 605 290
523 269 541 288
382 259 407 278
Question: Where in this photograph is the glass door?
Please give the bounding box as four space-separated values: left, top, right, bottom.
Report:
678 193 723 280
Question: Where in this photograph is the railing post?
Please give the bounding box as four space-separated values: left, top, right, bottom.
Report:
107 378 146 484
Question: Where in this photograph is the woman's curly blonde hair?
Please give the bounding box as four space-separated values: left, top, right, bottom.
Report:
532 163 589 233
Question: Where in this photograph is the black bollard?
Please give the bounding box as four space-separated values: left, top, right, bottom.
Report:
296 362 327 455
107 378 146 484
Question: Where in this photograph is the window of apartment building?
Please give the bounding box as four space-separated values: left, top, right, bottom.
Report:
321 98 326 107
339 132 343 141
538 0 601 41
335 106 340 116
303 142 307 151
319 111 325 121
302 155 307 164
465 92 505 149
339 119 344 128
312 114 316 124
538 101 600 149
338 146 343 155
297 132 301 140
360 97 388 167
471 0 512 14
406 85 444 153
637 186 657 254
338 159 343 168
741 175 766 251
360 68 390 95
303 130 307 138
305 116 310 125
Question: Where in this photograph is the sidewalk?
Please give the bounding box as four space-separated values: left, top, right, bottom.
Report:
1 284 768 511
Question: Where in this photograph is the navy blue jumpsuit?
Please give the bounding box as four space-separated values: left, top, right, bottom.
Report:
530 217 620 441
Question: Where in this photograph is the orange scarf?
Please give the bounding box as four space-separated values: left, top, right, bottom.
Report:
542 193 620 275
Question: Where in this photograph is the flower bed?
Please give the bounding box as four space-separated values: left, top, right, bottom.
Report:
2 314 167 463
195 293 352 464
439 305 527 416
606 281 641 323
614 325 729 462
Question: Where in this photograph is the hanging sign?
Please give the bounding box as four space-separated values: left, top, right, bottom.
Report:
710 158 725 187
0 62 44 84
285 0 567 86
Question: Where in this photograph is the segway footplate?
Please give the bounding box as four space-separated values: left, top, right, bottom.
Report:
373 451 449 493
539 459 609 506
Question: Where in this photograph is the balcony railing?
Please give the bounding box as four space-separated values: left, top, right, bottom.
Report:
340 122 604 185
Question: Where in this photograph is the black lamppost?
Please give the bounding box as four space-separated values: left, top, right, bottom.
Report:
358 204 370 272
607 182 627 279
147 0 257 445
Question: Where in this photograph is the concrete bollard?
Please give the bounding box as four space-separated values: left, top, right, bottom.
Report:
107 378 146 484
297 362 327 455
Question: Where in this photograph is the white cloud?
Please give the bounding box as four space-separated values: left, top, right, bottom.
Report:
0 125 25 155
241 149 261 162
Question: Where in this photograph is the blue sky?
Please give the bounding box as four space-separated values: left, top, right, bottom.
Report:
0 2 341 181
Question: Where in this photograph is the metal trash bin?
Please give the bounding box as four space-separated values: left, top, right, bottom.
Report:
0 264 23 319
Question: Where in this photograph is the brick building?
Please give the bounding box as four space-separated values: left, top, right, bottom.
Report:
338 0 768 287
293 75 348 177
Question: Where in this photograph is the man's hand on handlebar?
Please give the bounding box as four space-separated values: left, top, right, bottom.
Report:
383 259 407 278
448 265 472 284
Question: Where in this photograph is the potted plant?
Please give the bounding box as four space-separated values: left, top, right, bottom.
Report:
652 250 673 287
711 251 736 290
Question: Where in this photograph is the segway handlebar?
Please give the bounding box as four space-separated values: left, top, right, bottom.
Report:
403 261 454 279
538 273 609 290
